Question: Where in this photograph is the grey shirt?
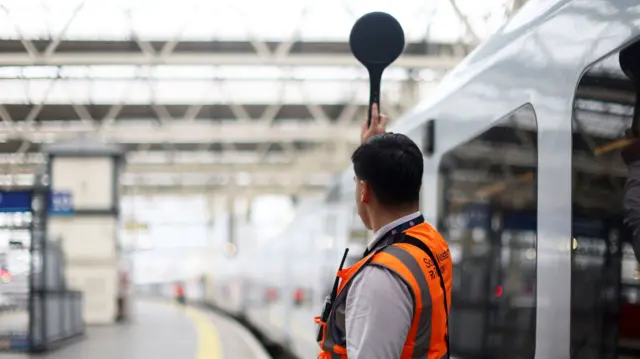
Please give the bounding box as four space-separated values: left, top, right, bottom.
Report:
344 212 422 359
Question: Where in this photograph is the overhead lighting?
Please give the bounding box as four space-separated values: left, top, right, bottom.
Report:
0 0 508 43
0 78 426 106
0 65 420 81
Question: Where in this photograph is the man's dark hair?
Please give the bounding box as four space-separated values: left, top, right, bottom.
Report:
351 132 423 207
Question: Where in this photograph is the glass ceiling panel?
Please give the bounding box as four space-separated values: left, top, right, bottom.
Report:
0 65 428 81
0 78 435 105
126 151 292 165
0 0 510 43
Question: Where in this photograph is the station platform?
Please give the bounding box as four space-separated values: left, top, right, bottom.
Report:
248 304 319 359
0 299 271 359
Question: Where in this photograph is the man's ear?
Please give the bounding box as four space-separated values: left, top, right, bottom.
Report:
360 180 370 204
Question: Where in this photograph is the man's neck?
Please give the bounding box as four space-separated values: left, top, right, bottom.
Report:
371 208 420 234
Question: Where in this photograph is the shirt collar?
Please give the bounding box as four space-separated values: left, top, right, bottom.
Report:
367 211 422 250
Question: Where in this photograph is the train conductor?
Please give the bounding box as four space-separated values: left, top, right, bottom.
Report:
315 104 453 359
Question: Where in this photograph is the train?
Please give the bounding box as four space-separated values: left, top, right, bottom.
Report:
202 1 640 358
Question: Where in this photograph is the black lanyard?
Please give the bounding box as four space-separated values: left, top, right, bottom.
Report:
362 214 425 258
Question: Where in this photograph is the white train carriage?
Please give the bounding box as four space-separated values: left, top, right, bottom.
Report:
204 0 640 358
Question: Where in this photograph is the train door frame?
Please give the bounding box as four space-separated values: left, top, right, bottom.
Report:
431 103 539 358
569 36 640 358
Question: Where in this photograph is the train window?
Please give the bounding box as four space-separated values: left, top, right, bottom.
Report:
571 43 640 358
438 104 538 359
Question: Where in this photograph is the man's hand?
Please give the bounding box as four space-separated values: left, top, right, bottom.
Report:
361 103 389 143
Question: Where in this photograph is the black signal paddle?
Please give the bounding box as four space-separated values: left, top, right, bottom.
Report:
349 12 405 127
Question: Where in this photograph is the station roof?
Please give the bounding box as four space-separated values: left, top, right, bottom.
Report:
0 0 519 196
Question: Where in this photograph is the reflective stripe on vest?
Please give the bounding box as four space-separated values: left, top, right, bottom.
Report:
317 223 451 359
371 244 433 357
404 224 451 358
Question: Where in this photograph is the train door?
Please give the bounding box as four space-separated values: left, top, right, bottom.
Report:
438 104 538 359
570 41 640 359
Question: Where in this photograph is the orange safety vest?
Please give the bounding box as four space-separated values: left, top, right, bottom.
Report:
315 222 452 359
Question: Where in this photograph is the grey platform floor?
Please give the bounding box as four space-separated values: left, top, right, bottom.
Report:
0 299 271 359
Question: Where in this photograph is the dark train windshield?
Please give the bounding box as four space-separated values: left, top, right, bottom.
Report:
438 104 538 359
570 43 640 359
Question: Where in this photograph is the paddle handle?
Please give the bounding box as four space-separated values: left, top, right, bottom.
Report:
367 67 383 128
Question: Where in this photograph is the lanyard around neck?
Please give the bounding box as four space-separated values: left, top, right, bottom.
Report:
362 214 425 258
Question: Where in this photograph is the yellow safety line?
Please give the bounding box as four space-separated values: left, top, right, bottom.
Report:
181 304 223 359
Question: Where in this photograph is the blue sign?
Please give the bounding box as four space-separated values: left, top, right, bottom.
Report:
503 210 537 231
0 191 32 213
464 203 491 228
9 335 28 350
573 216 607 239
49 191 74 216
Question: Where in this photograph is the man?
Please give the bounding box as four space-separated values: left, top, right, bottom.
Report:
175 281 186 305
315 104 453 359
116 270 129 322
